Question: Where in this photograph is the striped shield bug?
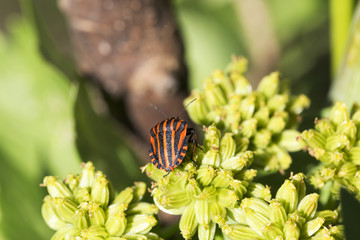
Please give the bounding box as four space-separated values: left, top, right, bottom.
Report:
148 99 198 173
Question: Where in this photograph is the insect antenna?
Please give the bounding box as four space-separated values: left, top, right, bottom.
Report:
149 102 168 118
176 98 197 117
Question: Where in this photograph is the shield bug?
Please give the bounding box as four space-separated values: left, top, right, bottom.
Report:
148 100 197 172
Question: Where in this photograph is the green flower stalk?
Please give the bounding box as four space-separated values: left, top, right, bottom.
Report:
301 101 360 199
224 173 343 240
184 56 310 172
143 125 271 240
41 162 161 240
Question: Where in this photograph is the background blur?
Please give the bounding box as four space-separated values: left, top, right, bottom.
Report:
0 0 355 239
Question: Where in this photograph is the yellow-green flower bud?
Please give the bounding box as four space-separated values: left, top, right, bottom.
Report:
315 119 335 137
180 204 198 239
283 220 300 240
225 56 248 75
132 182 147 203
91 176 111 207
269 200 287 228
113 187 134 205
325 134 350 151
253 129 272 148
267 95 288 112
198 222 216 240
126 202 158 216
235 169 257 182
84 202 106 226
301 129 326 149
204 125 221 150
219 133 236 161
300 217 325 238
254 106 270 128
195 200 210 227
124 214 157 235
81 225 108 239
186 178 202 197
330 101 349 126
337 120 357 144
212 70 234 96
196 165 216 187
203 81 227 107
52 197 77 224
348 146 360 165
221 151 253 171
314 210 338 224
328 225 344 239
267 115 286 134
222 224 259 239
105 211 126 237
278 130 302 152
297 193 319 220
41 196 67 230
156 188 191 212
320 151 345 165
262 223 283 239
228 207 246 225
229 179 247 199
243 207 270 235
51 226 81 240
211 170 232 188
241 198 269 217
210 202 226 224
290 173 306 201
199 186 217 201
257 72 279 99
233 76 252 95
246 183 271 201
289 94 310 114
184 92 209 125
73 187 91 203
276 180 298 214
79 162 96 188
217 188 238 208
338 162 357 178
42 176 73 199
65 174 79 191
239 119 257 138
74 209 89 230
240 94 256 119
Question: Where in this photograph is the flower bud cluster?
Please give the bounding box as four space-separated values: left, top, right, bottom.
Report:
41 162 161 240
184 56 310 172
301 101 360 199
143 125 271 240
224 173 343 240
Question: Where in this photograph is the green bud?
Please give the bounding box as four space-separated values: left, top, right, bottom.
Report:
325 134 350 151
81 226 108 239
41 196 67 230
233 76 252 95
114 187 134 205
229 179 247 199
337 120 357 143
290 173 306 202
288 94 310 114
262 223 283 239
268 144 292 171
184 92 209 125
253 129 272 148
212 70 234 96
254 107 270 128
73 187 91 203
217 188 238 208
240 198 269 217
330 101 349 126
287 210 306 228
204 125 221 150
180 204 198 239
105 211 127 236
226 111 241 134
257 72 279 98
240 94 257 119
219 133 236 161
84 202 106 226
267 115 286 134
210 202 226 224
239 119 257 138
233 136 249 154
221 151 253 171
276 180 298 214
278 130 302 152
338 162 357 178
320 151 345 166
132 182 147 203
297 193 319 220
65 174 79 191
267 95 288 112
235 169 257 182
315 119 335 137
127 202 158 216
211 170 232 188
79 162 96 188
91 176 111 207
222 224 259 239
269 200 287 228
328 225 344 239
195 200 210 227
243 207 270 235
300 217 325 238
301 129 326 149
124 214 157 235
196 165 216 187
42 176 73 199
51 225 81 240
283 220 300 240
228 207 246 225
52 197 77 223
225 56 248 75
198 222 216 240
74 209 89 229
156 188 191 212
246 183 271 201
314 210 338 224
348 146 360 165
203 81 227 107
142 164 164 182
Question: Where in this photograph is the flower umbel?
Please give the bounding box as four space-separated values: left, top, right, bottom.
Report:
184 56 310 172
301 101 360 199
41 162 161 240
143 125 270 240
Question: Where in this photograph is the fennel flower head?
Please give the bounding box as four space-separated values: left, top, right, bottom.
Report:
143 124 271 240
184 56 310 172
41 162 161 240
301 101 360 199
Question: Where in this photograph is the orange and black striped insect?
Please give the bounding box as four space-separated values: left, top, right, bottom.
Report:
148 100 197 173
